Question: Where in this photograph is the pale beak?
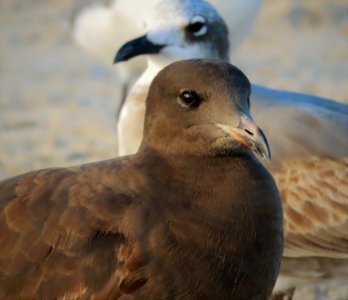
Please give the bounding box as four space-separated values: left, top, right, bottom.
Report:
216 113 271 161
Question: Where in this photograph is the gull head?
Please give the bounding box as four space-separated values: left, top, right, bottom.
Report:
115 0 230 65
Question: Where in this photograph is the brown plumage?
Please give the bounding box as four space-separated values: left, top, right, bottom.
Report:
0 59 283 300
113 2 348 296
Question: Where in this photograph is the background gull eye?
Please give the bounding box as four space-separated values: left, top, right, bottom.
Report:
177 89 201 108
187 15 207 37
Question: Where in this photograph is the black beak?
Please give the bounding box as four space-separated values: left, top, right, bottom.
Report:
114 35 165 63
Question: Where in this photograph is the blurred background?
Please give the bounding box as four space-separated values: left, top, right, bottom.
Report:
0 0 347 298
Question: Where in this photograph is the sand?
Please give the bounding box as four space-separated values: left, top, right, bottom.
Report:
0 0 347 298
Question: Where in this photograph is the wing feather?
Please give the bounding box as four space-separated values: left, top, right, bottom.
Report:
274 157 348 258
251 85 348 259
0 162 141 299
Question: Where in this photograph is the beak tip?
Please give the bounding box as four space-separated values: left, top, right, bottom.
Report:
256 129 271 162
114 48 131 64
261 130 272 162
262 151 271 162
113 54 123 64
215 123 271 162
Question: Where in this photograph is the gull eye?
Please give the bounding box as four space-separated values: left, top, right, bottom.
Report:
177 89 201 108
187 16 207 37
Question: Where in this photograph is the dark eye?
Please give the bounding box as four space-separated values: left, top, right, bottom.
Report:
177 90 201 108
187 16 207 37
187 22 204 33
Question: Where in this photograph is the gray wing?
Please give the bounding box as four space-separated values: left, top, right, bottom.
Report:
251 84 348 258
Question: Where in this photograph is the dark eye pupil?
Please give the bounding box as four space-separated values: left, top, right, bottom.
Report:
187 22 204 33
179 90 201 108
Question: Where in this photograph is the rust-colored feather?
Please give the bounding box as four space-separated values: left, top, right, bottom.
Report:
273 157 348 258
0 164 135 299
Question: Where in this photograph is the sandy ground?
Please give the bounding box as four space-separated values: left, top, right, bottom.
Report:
0 0 347 298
